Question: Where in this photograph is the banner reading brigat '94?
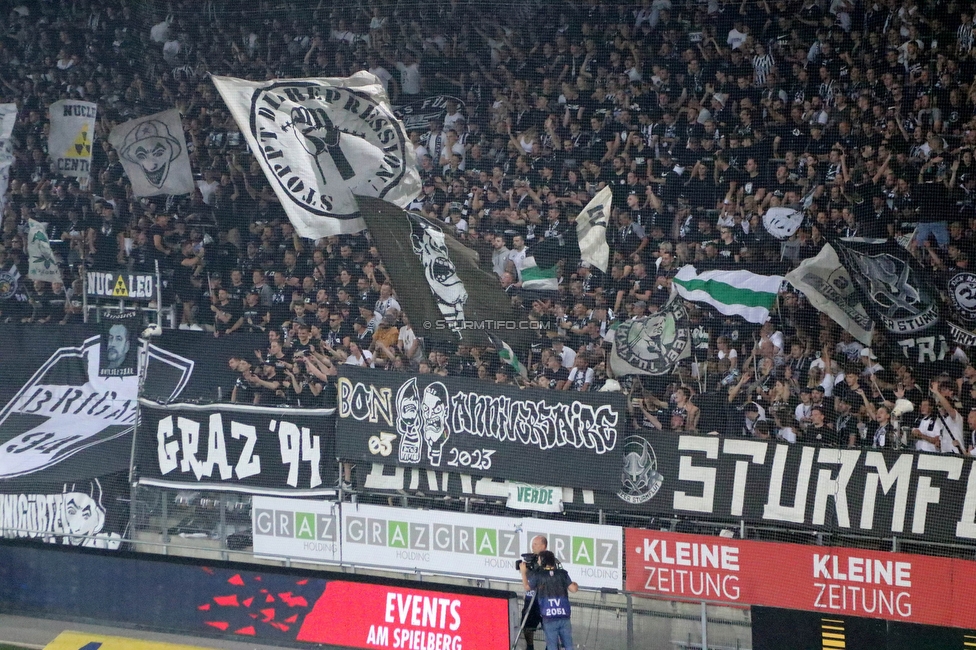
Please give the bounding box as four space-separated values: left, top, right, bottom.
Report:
334 367 626 490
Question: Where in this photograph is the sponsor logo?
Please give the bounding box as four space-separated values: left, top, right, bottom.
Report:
250 81 410 218
253 506 337 545
948 271 976 321
344 514 620 570
617 436 664 505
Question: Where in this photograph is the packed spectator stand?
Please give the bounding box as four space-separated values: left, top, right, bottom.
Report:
1 0 976 457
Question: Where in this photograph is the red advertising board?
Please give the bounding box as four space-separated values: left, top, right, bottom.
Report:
625 529 976 629
297 581 511 650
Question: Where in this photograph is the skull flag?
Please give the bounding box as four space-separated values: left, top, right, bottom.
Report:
833 238 949 366
358 196 532 352
211 73 421 239
108 109 195 197
610 292 692 376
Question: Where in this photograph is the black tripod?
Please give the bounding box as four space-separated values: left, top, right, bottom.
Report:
511 591 538 650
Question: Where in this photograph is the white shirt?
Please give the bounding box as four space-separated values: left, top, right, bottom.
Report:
939 410 965 454
344 350 374 368
395 61 422 95
398 325 423 362
914 415 940 453
196 179 219 206
369 65 394 94
567 366 594 390
555 346 576 369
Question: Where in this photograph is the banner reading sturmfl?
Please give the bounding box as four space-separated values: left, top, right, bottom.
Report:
108 109 195 197
211 72 420 239
49 100 96 178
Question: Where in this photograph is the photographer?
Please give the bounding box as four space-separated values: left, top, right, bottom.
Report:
516 535 547 650
521 550 579 650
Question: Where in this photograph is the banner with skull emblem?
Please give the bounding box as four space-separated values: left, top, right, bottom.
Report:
211 73 421 239
833 238 950 368
609 292 692 376
109 109 195 197
335 366 626 490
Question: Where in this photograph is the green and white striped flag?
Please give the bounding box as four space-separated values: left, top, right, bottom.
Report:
488 332 527 379
519 256 558 292
672 266 783 324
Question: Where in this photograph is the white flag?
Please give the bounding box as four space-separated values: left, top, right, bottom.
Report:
0 103 18 140
0 140 13 220
785 243 874 345
211 72 421 239
27 219 62 284
762 206 803 240
48 100 96 178
575 186 612 272
108 109 194 197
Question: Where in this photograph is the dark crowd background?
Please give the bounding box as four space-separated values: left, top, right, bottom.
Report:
0 0 975 455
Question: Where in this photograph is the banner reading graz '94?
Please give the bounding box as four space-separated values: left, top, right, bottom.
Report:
135 401 338 496
335 367 625 490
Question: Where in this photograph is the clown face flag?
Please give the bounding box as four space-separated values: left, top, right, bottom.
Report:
762 206 803 240
108 109 194 197
358 197 532 351
211 72 421 239
610 293 691 376
49 100 96 178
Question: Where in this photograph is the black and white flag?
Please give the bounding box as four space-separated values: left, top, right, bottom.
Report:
108 109 194 197
48 100 96 178
575 187 611 272
0 103 17 140
211 72 421 239
610 293 691 376
762 206 803 240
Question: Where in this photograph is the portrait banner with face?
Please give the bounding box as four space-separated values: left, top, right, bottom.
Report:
108 109 195 197
610 293 692 376
48 99 96 178
0 471 127 550
335 366 626 490
0 323 192 491
211 73 421 239
100 311 139 378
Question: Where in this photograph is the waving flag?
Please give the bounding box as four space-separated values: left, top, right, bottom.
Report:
786 243 873 345
109 109 194 197
49 100 96 178
212 72 420 239
673 266 782 324
610 293 691 376
575 187 612 272
27 219 62 284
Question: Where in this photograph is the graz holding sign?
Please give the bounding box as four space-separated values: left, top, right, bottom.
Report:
335 367 625 490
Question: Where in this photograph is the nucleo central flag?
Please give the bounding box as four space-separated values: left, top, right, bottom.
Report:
49 100 96 178
673 266 783 324
211 73 420 239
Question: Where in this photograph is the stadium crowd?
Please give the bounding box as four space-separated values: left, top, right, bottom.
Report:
0 0 975 454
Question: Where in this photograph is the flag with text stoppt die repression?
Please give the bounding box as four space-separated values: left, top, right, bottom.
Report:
211 73 420 239
672 266 782 324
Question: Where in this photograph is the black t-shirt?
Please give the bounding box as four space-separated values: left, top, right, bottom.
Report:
213 300 242 332
542 366 570 389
